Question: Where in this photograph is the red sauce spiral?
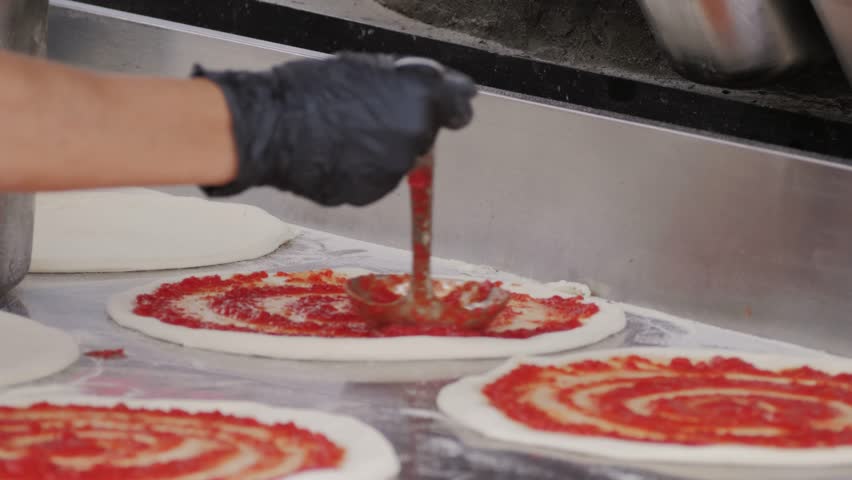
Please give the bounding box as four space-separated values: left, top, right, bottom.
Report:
0 403 344 479
133 269 599 338
484 355 852 447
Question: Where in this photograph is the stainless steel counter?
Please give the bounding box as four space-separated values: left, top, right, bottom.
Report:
2 227 848 480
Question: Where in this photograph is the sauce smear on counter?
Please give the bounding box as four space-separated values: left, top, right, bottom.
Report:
133 269 599 338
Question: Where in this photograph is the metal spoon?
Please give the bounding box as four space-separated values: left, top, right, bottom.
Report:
346 151 509 330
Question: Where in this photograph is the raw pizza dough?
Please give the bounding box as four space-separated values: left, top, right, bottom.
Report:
0 311 78 388
0 394 399 480
106 268 626 361
31 189 300 272
437 347 852 466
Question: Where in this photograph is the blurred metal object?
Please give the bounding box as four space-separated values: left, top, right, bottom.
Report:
637 0 826 87
812 0 852 87
0 0 46 294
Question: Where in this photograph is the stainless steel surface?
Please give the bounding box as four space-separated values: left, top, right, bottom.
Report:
637 0 826 86
4 227 848 480
46 1 852 357
812 0 852 86
49 0 323 73
0 0 47 295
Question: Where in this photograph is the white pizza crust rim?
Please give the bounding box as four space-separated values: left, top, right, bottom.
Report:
106 268 626 361
437 347 852 466
0 394 399 480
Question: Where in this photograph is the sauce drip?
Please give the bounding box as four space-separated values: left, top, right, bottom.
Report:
484 354 852 447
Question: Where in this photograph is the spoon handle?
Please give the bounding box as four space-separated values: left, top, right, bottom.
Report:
409 151 435 321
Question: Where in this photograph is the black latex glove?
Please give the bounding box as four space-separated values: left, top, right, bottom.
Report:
194 53 477 206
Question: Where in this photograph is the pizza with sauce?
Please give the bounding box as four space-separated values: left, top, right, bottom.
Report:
0 396 398 480
438 348 852 466
107 268 626 361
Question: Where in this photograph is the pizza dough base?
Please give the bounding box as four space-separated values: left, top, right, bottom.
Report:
0 394 399 480
437 347 852 466
31 189 300 273
106 268 626 361
0 311 79 388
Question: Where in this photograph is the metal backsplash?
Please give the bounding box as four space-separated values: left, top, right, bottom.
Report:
48 1 852 355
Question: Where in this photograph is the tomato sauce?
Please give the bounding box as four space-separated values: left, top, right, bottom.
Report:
84 348 126 359
133 269 599 338
484 355 852 447
0 403 344 479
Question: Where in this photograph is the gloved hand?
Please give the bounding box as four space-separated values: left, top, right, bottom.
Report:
194 53 477 206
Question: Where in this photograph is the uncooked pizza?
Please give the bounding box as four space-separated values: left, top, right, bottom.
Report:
438 348 852 465
32 189 300 273
0 396 398 480
107 268 625 361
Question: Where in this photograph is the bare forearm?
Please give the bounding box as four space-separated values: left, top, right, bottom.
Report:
0 50 237 191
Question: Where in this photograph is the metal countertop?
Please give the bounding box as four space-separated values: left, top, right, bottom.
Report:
1 228 847 480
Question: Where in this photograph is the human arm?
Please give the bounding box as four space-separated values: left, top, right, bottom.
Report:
0 50 476 206
0 49 237 191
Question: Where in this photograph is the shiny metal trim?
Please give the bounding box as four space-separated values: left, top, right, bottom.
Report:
50 0 324 60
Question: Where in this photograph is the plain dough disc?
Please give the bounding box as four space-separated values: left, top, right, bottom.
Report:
0 311 78 387
31 189 300 273
437 347 852 466
0 394 399 480
106 268 626 361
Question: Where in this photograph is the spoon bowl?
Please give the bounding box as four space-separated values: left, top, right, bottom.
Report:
346 274 510 330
